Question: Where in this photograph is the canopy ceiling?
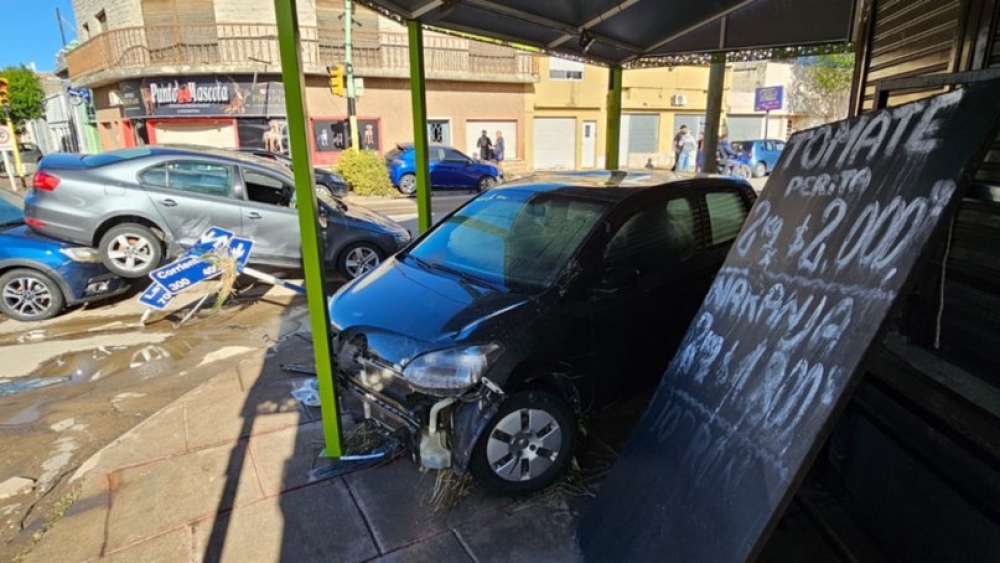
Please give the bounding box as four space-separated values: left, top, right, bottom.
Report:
362 0 858 65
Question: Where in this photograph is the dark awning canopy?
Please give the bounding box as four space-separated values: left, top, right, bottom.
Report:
362 0 858 65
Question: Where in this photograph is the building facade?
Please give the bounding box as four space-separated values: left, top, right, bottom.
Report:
67 0 536 166
527 59 725 171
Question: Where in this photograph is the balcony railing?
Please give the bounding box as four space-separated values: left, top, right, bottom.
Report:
66 24 538 85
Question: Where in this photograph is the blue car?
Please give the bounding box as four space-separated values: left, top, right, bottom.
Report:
386 143 501 196
731 139 786 178
0 190 128 322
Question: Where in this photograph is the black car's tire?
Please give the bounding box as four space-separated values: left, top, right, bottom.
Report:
753 161 767 178
0 268 65 322
338 242 383 279
470 391 577 496
398 174 417 197
99 224 163 279
477 176 497 192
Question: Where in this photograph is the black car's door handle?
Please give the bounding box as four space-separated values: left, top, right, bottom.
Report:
247 212 262 219
160 199 178 207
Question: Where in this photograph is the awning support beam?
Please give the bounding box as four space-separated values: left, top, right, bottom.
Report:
605 65 623 170
274 0 342 457
408 21 433 233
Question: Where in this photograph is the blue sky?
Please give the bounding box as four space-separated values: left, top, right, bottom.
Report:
0 0 76 71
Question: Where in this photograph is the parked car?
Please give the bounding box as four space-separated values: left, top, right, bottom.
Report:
0 189 128 321
0 143 45 175
23 147 411 280
236 148 350 199
386 143 501 196
329 171 757 495
731 139 786 177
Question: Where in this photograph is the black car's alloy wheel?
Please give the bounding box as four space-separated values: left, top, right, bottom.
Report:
398 174 417 196
99 224 163 279
339 242 383 279
470 391 577 496
0 269 64 322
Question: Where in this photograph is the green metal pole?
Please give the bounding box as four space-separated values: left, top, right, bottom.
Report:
407 21 432 233
701 52 726 174
344 0 360 150
605 65 623 170
274 0 342 457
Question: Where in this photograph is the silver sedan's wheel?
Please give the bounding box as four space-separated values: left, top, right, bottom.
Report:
0 269 64 322
99 224 163 278
470 391 577 495
486 408 562 482
339 243 383 279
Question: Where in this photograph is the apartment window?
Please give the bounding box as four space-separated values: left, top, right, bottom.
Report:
95 11 107 33
549 58 584 81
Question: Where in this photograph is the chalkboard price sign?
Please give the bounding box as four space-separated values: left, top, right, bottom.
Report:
580 80 1000 563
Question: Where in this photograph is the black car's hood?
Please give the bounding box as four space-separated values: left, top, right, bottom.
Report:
341 202 406 233
329 256 533 366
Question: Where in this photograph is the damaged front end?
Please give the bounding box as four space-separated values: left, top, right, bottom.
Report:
334 332 506 475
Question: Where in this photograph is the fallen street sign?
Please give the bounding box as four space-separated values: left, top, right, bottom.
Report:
191 226 235 254
138 282 174 310
149 255 222 294
227 237 254 269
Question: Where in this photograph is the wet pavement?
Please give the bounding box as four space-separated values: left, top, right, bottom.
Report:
0 280 308 559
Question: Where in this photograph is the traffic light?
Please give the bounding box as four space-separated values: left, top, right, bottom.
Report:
327 64 345 97
0 78 9 107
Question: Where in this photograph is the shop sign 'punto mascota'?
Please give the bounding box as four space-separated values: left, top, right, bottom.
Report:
119 76 287 118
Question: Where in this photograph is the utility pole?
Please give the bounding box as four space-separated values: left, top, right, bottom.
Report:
344 0 360 150
55 8 68 47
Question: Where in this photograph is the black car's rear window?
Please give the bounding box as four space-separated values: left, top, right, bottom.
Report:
82 148 155 168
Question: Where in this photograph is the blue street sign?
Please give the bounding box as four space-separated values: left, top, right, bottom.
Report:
149 255 222 294
138 282 174 310
192 226 235 254
754 85 784 112
227 237 254 269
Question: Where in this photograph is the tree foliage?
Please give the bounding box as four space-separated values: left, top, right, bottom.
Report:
0 65 46 125
791 53 855 124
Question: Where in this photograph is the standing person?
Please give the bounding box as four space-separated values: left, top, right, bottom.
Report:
677 128 697 173
718 134 739 175
672 125 688 171
696 132 704 172
477 130 493 161
493 130 505 164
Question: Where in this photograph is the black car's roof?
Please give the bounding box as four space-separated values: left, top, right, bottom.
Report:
496 171 752 203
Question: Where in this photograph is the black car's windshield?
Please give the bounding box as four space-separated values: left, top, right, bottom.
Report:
0 190 24 227
407 188 609 290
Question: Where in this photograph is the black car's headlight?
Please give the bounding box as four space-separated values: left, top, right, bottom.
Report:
401 344 502 396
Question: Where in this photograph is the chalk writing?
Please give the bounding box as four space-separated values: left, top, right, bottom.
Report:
582 80 1000 563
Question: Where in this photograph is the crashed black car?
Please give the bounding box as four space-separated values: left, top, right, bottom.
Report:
329 171 757 495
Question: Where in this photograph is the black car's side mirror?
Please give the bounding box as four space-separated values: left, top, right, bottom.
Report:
593 266 639 295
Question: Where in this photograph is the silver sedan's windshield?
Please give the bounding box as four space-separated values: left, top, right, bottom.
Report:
407 188 609 290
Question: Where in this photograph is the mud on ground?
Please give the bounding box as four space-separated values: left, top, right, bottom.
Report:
0 283 309 560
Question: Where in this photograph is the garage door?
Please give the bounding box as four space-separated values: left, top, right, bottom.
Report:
533 118 575 170
619 114 659 168
466 121 517 161
152 121 236 148
726 115 764 141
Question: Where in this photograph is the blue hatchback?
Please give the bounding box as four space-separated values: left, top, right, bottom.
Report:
731 139 786 178
0 190 128 322
386 143 501 196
